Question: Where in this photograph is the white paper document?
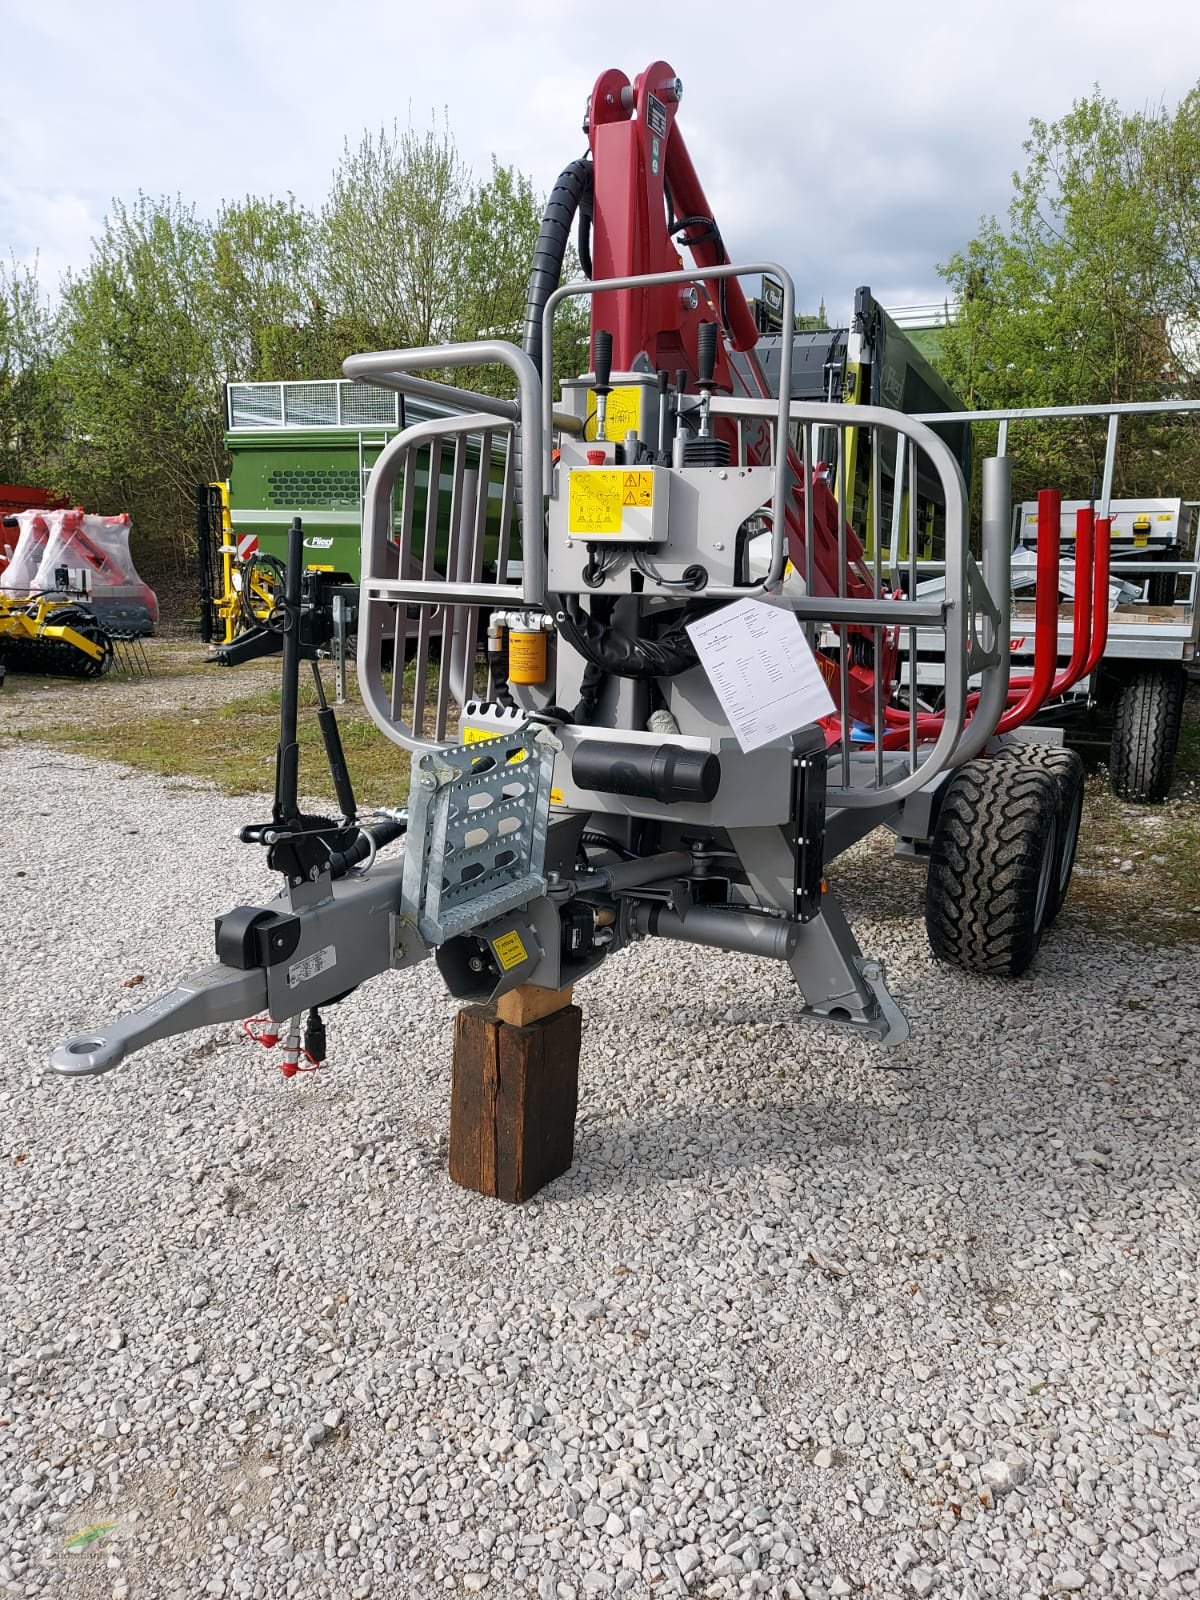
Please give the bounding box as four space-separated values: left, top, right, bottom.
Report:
686 598 836 753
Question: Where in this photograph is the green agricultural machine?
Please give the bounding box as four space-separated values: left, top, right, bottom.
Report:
222 379 513 581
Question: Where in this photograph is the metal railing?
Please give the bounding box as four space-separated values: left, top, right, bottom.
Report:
226 378 404 432
347 272 1014 802
899 400 1200 689
347 344 541 752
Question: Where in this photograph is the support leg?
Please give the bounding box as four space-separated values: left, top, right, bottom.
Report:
449 988 581 1203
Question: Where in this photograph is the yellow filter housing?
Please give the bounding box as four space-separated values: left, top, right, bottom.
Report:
508 628 548 684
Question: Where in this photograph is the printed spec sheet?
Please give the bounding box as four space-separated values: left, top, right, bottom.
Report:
686 597 836 752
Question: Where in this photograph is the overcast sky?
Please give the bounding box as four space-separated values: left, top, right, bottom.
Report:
4 0 1199 326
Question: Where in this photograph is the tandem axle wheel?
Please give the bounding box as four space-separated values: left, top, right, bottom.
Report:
924 754 1078 977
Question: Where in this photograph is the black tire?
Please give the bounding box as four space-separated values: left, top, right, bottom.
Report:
1109 665 1186 804
994 745 1085 927
1147 568 1177 607
926 757 1060 977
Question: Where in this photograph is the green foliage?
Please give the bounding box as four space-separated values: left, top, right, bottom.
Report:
321 122 470 353
937 86 1200 501
54 196 227 565
212 196 334 380
318 125 585 393
0 256 61 486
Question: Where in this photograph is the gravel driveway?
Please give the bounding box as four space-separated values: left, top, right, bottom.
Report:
1 749 1197 1600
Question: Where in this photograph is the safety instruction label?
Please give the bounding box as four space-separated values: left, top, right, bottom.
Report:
288 944 336 989
460 726 495 744
568 470 624 534
491 930 529 971
568 468 656 535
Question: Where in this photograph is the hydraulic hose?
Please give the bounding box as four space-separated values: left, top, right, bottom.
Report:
328 815 407 880
522 157 593 372
555 593 703 680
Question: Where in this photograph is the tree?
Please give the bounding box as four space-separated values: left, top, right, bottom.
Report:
320 121 471 356
937 87 1200 501
211 195 334 381
54 196 227 563
7 118 586 587
0 255 61 486
317 123 584 394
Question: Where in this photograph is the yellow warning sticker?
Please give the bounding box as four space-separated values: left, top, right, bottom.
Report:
569 469 624 534
1133 534 1149 547
550 787 564 805
462 727 528 764
1157 513 1173 520
492 930 529 971
584 385 642 443
621 471 653 507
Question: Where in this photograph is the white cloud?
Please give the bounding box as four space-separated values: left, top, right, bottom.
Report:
0 184 101 294
3 0 1199 319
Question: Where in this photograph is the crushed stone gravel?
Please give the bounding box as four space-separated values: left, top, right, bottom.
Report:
1 747 1198 1600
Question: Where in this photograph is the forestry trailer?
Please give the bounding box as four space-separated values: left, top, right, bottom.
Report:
52 63 1109 1193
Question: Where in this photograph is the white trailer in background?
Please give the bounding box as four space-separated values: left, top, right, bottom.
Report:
1009 496 1198 801
902 401 1200 803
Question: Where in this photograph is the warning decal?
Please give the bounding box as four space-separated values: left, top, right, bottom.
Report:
568 469 624 534
492 930 529 971
622 471 653 507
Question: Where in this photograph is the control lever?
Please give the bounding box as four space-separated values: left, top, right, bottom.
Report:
656 369 669 458
274 515 304 833
696 320 717 438
671 368 690 467
593 328 613 442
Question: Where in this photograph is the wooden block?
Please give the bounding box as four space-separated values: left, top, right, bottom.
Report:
496 982 574 1027
449 1004 581 1203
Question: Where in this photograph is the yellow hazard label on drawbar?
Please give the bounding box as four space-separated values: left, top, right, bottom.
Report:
491 930 529 971
568 469 655 535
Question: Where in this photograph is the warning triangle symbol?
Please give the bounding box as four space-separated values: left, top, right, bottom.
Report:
622 490 637 505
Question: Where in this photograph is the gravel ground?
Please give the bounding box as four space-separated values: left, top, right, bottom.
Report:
0 644 279 735
2 749 1198 1600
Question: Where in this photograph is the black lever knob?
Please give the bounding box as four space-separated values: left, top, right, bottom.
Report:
696 320 718 390
593 329 613 394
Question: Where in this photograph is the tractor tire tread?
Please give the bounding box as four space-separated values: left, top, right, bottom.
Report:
1110 666 1185 804
994 744 1085 926
926 758 1058 977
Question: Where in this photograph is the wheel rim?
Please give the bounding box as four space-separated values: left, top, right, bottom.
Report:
1035 812 1059 932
